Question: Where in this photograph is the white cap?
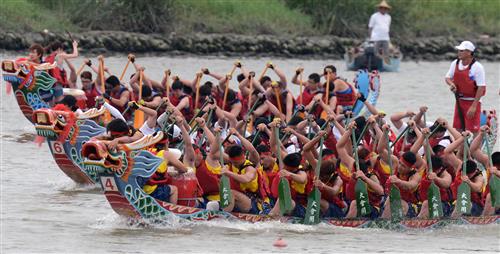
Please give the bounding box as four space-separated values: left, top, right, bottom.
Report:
438 139 451 148
168 148 182 160
455 41 475 52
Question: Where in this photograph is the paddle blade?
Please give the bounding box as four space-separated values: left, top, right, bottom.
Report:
389 184 403 220
456 182 472 215
427 182 443 219
490 175 500 208
219 175 232 208
355 179 372 217
303 187 321 225
133 111 144 129
278 177 293 215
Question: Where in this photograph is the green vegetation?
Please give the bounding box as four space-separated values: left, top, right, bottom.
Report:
1 0 498 38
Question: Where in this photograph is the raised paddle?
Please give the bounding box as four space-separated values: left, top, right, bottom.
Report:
303 133 325 225
272 82 283 114
217 131 232 209
424 134 444 218
354 120 370 147
385 130 403 220
243 92 262 137
133 70 145 129
353 127 372 217
274 121 293 215
484 133 500 208
257 62 270 82
75 62 86 77
194 72 203 110
119 54 133 81
298 69 304 105
164 69 171 99
98 56 112 123
324 69 331 104
456 136 472 215
221 73 231 110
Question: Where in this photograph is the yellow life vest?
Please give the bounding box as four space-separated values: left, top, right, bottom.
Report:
205 161 222 201
143 150 168 194
230 159 258 193
290 165 307 195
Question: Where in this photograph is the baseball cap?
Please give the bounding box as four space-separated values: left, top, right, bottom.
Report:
455 41 475 52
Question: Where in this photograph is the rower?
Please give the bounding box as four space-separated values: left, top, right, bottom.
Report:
323 65 358 114
220 129 269 214
102 75 131 121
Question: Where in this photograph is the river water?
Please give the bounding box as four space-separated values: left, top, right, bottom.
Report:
1 54 499 253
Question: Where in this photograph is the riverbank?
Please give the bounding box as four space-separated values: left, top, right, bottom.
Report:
1 31 500 61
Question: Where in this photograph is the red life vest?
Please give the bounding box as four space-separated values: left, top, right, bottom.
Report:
333 80 357 107
83 84 99 110
110 86 131 119
418 170 452 202
195 160 220 196
450 170 484 206
453 59 484 98
269 90 296 114
324 129 338 156
45 52 69 88
373 157 390 193
170 94 194 122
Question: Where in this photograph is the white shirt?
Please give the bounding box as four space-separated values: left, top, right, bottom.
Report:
369 12 391 41
445 59 486 86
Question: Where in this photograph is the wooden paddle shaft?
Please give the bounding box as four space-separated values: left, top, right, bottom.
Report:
258 66 269 82
274 87 283 114
119 59 131 81
299 72 303 105
324 72 330 103
138 70 143 100
194 74 202 109
222 78 230 110
99 57 105 93
75 62 86 77
164 70 170 98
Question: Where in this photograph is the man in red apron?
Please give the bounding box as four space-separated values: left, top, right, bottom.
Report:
444 41 486 134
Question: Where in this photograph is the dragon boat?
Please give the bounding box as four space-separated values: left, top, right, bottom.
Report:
33 106 106 184
80 111 499 229
2 60 108 184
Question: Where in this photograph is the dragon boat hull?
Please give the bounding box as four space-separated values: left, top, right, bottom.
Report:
100 173 499 229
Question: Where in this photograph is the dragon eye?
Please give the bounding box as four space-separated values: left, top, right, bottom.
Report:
57 115 66 122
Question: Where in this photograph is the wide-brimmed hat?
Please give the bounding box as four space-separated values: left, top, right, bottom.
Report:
377 0 392 9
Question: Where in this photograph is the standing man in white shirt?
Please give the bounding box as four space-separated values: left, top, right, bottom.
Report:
368 0 392 58
445 41 486 134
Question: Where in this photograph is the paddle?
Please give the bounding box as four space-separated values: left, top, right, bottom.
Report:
454 93 466 131
484 133 500 208
456 137 472 215
258 63 270 82
133 70 145 129
243 91 262 137
217 131 232 209
98 56 112 123
298 69 304 105
164 69 171 99
391 123 411 148
354 128 372 217
221 73 231 110
274 122 293 215
354 120 370 147
75 62 86 77
119 54 133 81
324 70 330 104
194 72 202 110
303 134 324 225
273 82 283 114
424 134 444 218
385 130 403 220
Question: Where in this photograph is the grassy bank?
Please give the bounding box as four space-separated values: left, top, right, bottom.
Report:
1 0 498 39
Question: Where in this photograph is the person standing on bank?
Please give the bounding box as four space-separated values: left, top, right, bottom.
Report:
445 41 486 134
368 0 392 58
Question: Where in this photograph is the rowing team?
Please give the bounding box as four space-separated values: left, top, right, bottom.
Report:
21 42 499 219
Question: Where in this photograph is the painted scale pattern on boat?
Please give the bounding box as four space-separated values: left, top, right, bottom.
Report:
3 69 56 123
39 117 106 184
